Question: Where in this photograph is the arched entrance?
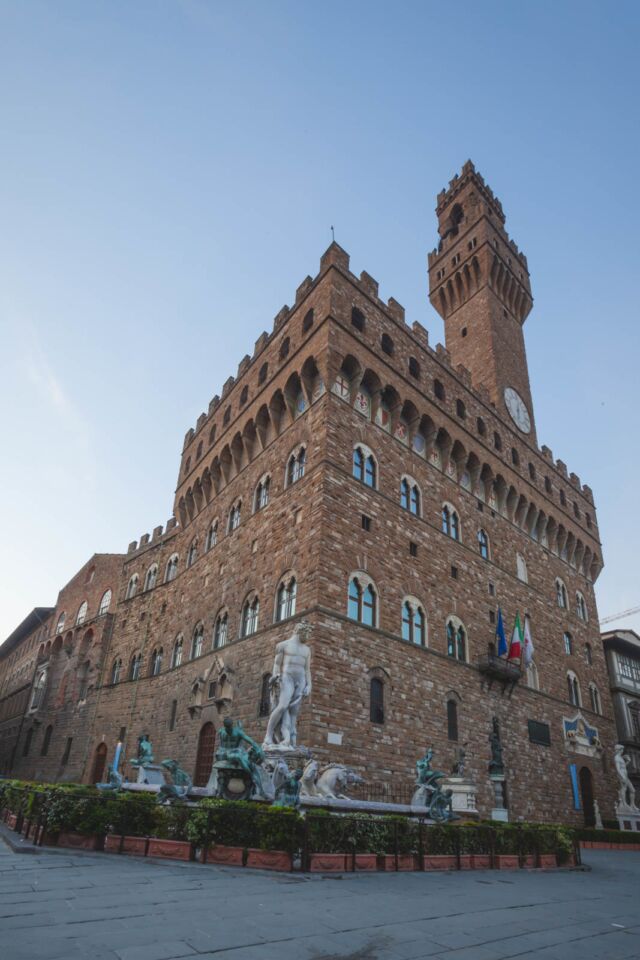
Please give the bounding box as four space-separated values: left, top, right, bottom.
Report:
194 722 215 786
579 766 595 827
91 743 108 785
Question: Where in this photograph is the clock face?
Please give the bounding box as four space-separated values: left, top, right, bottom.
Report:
504 387 531 434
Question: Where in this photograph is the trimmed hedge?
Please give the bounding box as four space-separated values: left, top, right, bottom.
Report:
577 828 640 845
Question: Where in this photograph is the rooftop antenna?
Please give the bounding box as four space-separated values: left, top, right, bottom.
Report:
331 225 335 243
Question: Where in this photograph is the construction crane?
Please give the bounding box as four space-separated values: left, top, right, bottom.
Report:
600 605 640 626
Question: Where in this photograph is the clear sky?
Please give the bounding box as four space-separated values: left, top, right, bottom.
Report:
1 0 639 639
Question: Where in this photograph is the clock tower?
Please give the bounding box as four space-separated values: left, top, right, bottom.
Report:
428 161 536 442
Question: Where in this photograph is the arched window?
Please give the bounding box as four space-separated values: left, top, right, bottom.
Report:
556 578 568 609
400 478 420 515
477 529 489 560
401 599 426 646
381 333 394 356
241 597 259 638
302 308 314 333
191 623 204 659
187 539 198 567
209 423 217 445
144 564 158 592
76 601 88 626
111 658 122 685
130 653 143 681
279 336 290 361
165 554 179 582
194 722 216 787
442 504 460 541
276 576 297 622
41 724 53 757
576 591 588 622
206 522 218 552
351 306 365 332
585 642 593 666
259 674 272 717
409 357 420 379
370 678 384 724
98 589 112 617
171 635 184 668
446 699 459 741
56 612 66 632
287 447 306 485
150 647 163 676
511 447 520 466
564 631 573 655
456 399 466 419
446 618 467 662
228 501 242 532
525 660 539 690
213 612 228 649
254 477 270 512
125 575 138 600
348 575 377 627
30 669 47 709
567 671 581 707
259 362 268 384
434 379 445 401
589 683 601 715
352 445 376 488
516 554 528 583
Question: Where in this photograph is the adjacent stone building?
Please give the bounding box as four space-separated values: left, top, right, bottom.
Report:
0 162 617 825
601 629 640 795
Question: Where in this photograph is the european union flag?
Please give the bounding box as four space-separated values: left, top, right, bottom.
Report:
496 607 508 657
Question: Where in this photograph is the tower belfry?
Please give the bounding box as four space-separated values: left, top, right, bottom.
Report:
428 161 536 442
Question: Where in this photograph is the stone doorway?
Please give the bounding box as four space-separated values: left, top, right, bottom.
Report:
194 722 215 786
91 742 107 785
579 765 595 827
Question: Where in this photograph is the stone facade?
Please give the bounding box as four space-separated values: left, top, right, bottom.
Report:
602 629 640 793
0 162 617 825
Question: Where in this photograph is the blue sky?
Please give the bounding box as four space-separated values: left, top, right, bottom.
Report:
1 0 639 639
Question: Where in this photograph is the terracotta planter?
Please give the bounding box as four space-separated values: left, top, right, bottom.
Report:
57 831 99 851
538 853 557 868
471 854 491 869
382 854 417 871
422 855 456 870
521 854 536 868
104 834 147 856
458 854 473 870
308 853 348 872
354 854 377 871
495 854 519 869
246 848 292 871
203 844 244 866
147 839 192 861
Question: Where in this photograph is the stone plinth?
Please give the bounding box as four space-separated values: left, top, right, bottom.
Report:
616 805 640 832
442 777 478 817
132 764 166 786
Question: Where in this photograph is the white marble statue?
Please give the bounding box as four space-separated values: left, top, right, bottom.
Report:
614 744 638 811
299 760 364 799
263 620 312 750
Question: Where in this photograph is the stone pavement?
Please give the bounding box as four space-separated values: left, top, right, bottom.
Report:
1 838 639 960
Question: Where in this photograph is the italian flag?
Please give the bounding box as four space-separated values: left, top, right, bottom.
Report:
508 612 524 661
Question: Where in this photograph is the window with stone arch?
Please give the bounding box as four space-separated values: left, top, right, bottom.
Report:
98 589 112 617
368 670 386 724
353 444 377 488
254 475 270 512
286 445 306 486
525 660 539 691
55 611 66 633
347 572 378 627
442 502 460 541
276 574 297 622
213 610 229 649
446 693 460 741
171 635 184 669
144 564 158 592
165 554 179 582
567 671 581 707
555 578 568 609
589 682 601 715
76 600 88 626
516 553 528 584
564 631 573 656
191 623 204 660
585 642 593 666
187 539 198 568
110 658 122 685
576 591 588 622
400 476 421 516
241 594 260 638
206 521 218 552
446 616 467 662
150 647 163 676
30 668 48 709
228 500 242 532
477 529 490 560
401 597 426 646
129 652 143 681
125 574 139 600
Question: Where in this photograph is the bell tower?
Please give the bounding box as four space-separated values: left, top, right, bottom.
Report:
428 161 536 442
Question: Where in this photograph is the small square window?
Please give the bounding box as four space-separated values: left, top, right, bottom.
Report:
488 582 495 596
362 515 371 531
451 565 458 580
410 541 418 557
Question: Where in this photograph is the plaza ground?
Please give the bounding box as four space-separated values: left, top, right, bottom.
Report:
1 839 639 960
